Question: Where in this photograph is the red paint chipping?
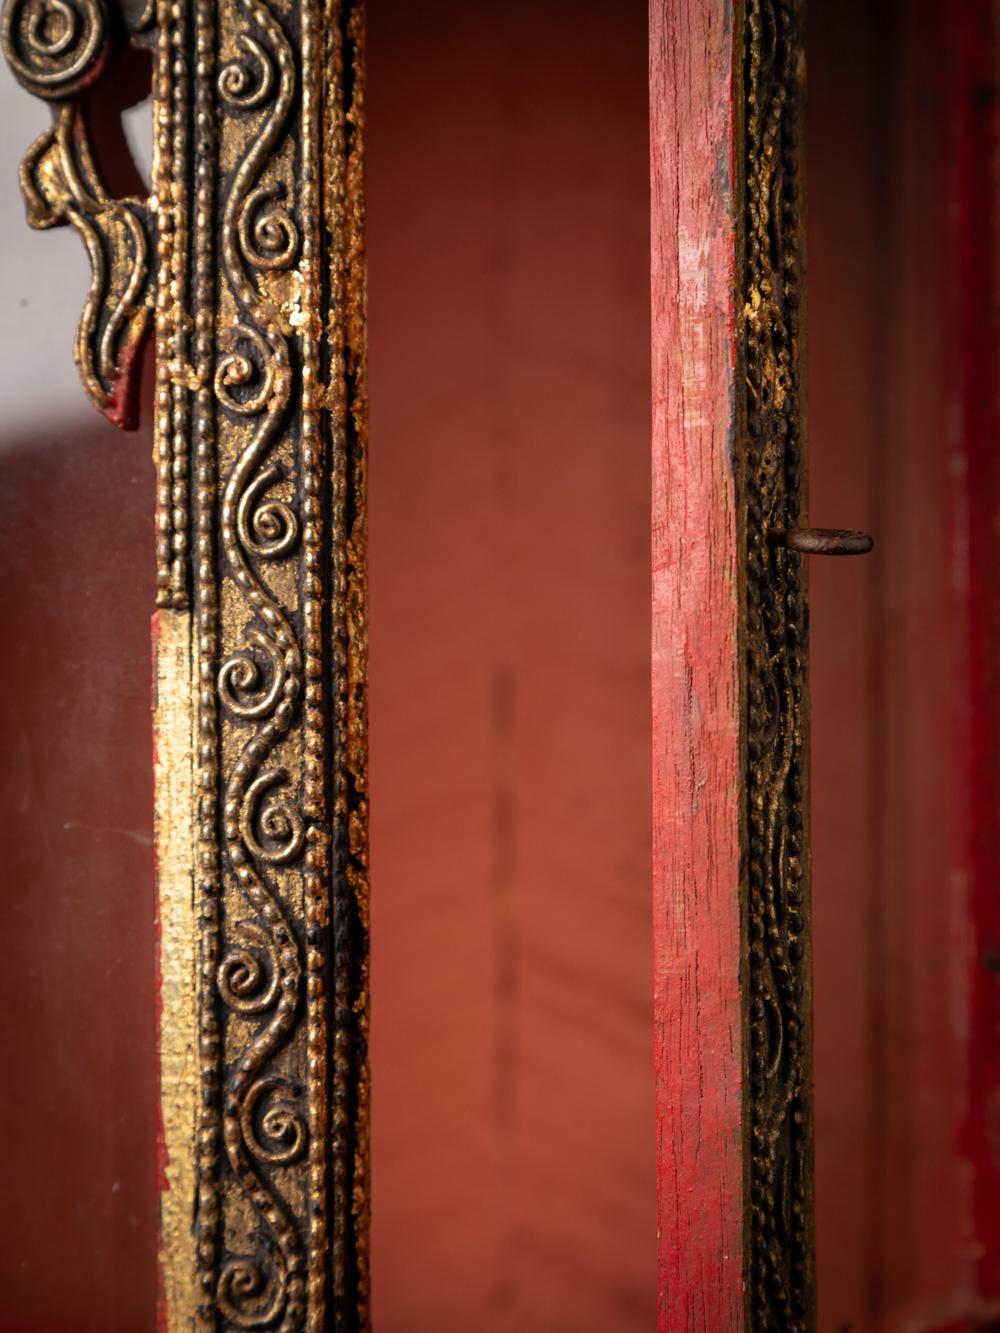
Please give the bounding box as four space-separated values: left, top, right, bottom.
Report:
650 2 744 1329
75 42 111 96
103 315 150 432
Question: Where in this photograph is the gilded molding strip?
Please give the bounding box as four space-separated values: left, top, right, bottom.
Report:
322 4 369 1321
1 0 369 1326
155 608 199 1330
741 0 815 1328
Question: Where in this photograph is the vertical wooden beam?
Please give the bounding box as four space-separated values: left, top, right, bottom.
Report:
0 0 369 1324
649 3 745 1329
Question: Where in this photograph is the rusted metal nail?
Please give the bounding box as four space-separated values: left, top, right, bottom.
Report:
767 527 874 556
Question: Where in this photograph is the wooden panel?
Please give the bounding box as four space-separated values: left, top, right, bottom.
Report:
649 3 744 1329
807 8 885 1323
0 418 157 1331
953 0 1000 1310
367 1 654 1329
810 0 1000 1326
0 0 372 1323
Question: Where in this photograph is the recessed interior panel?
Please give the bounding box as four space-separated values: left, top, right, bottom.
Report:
809 5 962 1329
366 2 655 1328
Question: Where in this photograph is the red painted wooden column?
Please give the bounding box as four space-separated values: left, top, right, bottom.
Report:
649 3 744 1329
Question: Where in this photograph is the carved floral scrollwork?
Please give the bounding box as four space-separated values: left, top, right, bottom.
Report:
241 1076 307 1166
237 465 300 560
2 0 107 97
216 323 278 416
4 0 371 1321
209 0 311 1324
238 182 299 272
1 0 153 429
217 1249 291 1332
218 921 282 1014
218 630 288 719
239 768 306 866
218 31 273 108
743 0 813 1327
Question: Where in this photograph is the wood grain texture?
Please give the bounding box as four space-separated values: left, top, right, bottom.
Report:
368 2 654 1328
809 1 1000 1325
649 2 744 1329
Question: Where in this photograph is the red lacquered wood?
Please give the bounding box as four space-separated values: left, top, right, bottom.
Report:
951 0 1000 1315
809 4 970 1326
810 3 999 1325
0 419 157 1330
368 3 655 1329
650 4 744 1329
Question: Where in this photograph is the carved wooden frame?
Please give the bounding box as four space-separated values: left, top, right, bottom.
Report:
1 0 369 1327
2 0 827 1326
651 1 822 1328
741 1 813 1323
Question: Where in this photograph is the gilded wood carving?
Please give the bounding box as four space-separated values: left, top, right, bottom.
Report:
3 0 827 1324
741 0 814 1326
1 0 369 1326
2 0 156 430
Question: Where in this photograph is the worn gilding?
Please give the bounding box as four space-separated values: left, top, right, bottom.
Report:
741 0 815 1327
2 0 369 1326
154 609 199 1331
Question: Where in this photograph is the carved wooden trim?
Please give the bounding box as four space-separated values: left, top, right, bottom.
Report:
741 0 814 1326
2 0 369 1326
652 0 813 1327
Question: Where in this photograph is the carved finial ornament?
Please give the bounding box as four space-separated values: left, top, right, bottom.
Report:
2 0 155 430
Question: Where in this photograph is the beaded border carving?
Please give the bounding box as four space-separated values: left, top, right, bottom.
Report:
741 0 815 1328
1 0 370 1326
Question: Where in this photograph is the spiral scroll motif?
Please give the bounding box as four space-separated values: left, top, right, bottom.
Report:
0 0 154 437
237 465 299 560
1 0 367 1315
215 324 277 416
218 32 273 108
218 630 287 719
212 0 308 1327
2 0 106 99
241 1077 307 1165
743 1 813 1328
239 769 305 866
218 1252 288 1331
218 922 282 1015
238 183 299 271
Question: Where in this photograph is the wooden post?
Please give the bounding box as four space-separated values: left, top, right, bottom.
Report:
652 2 816 1327
650 3 745 1328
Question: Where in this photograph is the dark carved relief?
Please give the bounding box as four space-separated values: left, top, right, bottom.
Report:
1 0 369 1327
186 0 369 1323
742 0 814 1329
2 0 155 432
